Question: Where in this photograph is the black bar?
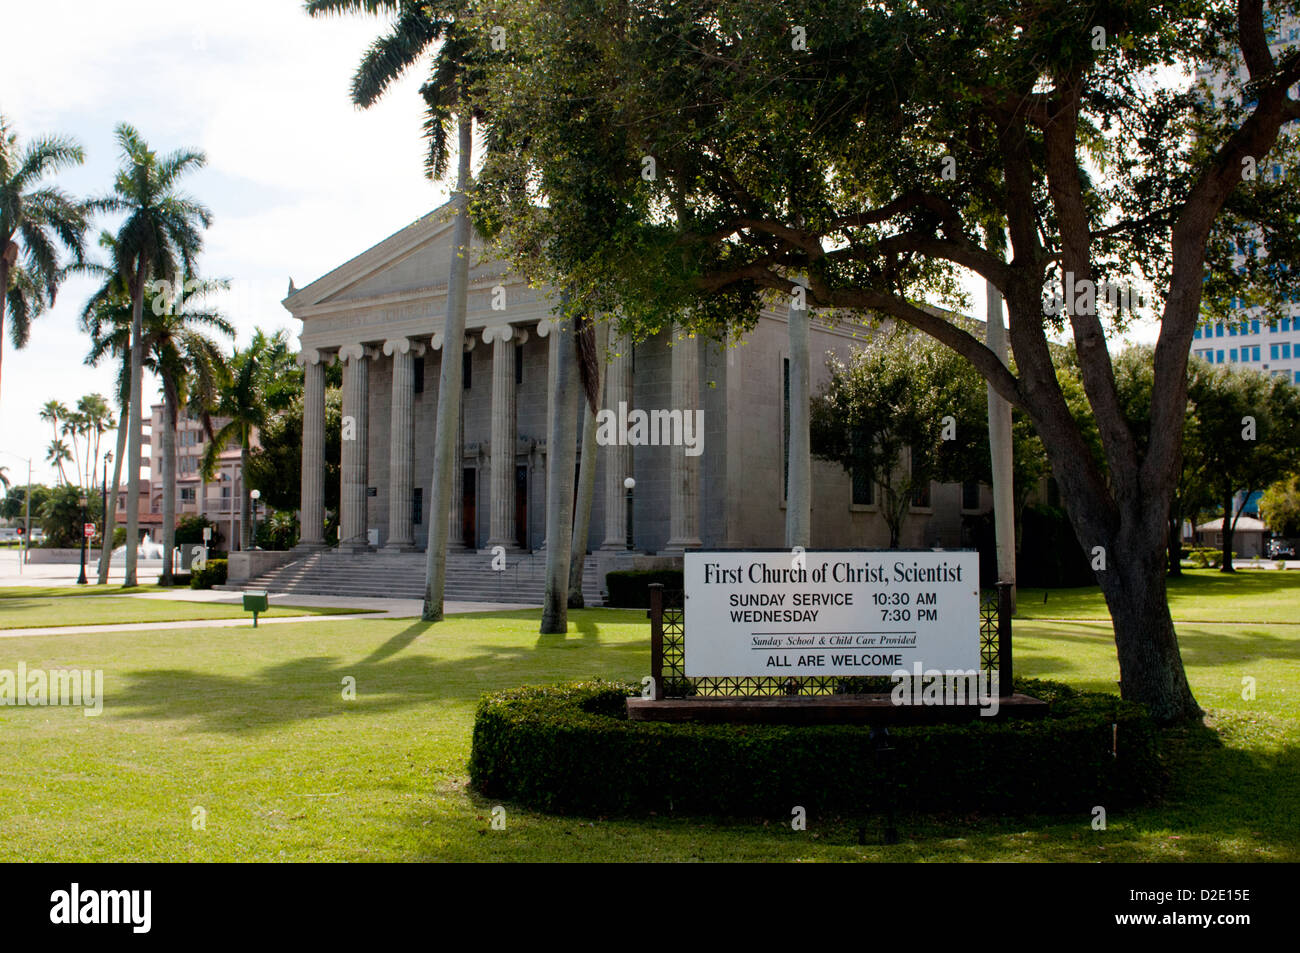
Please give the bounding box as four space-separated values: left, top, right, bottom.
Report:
997 581 1013 696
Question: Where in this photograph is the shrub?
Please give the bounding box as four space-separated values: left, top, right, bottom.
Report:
605 569 684 607
175 515 217 545
469 679 1165 817
190 558 228 589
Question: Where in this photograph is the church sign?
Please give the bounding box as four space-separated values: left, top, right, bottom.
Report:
683 551 981 677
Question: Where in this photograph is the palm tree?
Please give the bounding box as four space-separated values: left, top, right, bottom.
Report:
38 399 70 484
305 2 485 621
78 240 136 582
0 466 9 492
151 281 232 583
45 438 72 484
0 115 87 407
202 330 296 551
88 125 210 587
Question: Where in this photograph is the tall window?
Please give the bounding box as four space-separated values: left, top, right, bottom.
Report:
463 351 472 389
413 356 424 394
962 480 980 510
515 343 524 385
413 487 423 525
782 358 790 501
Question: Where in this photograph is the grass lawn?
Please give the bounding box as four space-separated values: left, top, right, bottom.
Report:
0 579 1296 861
0 595 370 629
1017 567 1300 624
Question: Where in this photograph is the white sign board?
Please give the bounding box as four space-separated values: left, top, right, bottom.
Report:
683 551 981 677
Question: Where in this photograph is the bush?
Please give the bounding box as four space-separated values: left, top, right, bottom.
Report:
469 678 1165 817
605 569 685 607
175 515 217 545
190 558 227 589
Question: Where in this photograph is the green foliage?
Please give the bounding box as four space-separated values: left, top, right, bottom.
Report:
0 115 88 361
0 484 52 522
1260 474 1300 538
189 558 227 590
811 328 990 546
469 679 1164 817
604 569 684 608
37 483 102 548
255 510 299 551
245 387 342 513
174 514 216 545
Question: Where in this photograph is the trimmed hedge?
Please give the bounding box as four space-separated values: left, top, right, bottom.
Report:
604 569 684 608
190 558 228 590
468 678 1165 817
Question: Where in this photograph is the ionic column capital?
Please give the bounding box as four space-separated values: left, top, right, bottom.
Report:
383 337 427 357
482 324 529 346
431 331 477 352
296 347 325 368
339 343 377 363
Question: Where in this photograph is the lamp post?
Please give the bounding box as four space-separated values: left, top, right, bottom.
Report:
77 491 89 585
623 476 636 552
250 489 261 550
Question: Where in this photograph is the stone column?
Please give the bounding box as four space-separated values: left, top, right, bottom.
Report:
433 331 474 548
296 348 327 549
483 324 528 550
383 337 424 551
601 329 634 550
664 325 702 552
339 343 372 552
536 317 562 549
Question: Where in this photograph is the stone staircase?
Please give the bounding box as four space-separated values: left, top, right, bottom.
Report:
228 548 605 605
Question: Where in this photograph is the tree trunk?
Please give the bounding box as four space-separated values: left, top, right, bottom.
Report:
568 320 608 607
785 289 811 548
97 405 129 584
160 380 178 585
124 267 147 588
422 115 474 622
0 247 12 407
542 307 580 634
1220 493 1236 573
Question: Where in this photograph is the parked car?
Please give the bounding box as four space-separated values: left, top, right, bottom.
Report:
1268 538 1296 558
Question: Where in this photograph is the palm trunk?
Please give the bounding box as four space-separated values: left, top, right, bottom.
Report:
422 115 474 622
124 267 147 587
542 306 581 634
568 321 608 607
0 247 12 406
160 380 178 584
97 405 129 584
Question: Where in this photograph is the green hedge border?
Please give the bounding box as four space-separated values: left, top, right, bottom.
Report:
468 678 1165 817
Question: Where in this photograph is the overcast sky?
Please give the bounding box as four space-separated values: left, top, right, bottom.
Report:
1 0 443 486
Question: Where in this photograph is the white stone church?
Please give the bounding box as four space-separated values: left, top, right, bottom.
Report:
236 203 991 601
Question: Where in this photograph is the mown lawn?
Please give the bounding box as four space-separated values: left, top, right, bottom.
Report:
1016 567 1300 624
0 579 1296 862
0 596 368 629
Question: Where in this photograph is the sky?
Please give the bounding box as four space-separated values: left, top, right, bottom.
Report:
0 0 445 487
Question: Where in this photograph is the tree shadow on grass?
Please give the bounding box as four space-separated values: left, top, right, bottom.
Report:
108 620 648 735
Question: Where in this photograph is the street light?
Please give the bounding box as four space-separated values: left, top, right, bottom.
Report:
77 491 89 585
250 489 261 550
623 476 636 552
